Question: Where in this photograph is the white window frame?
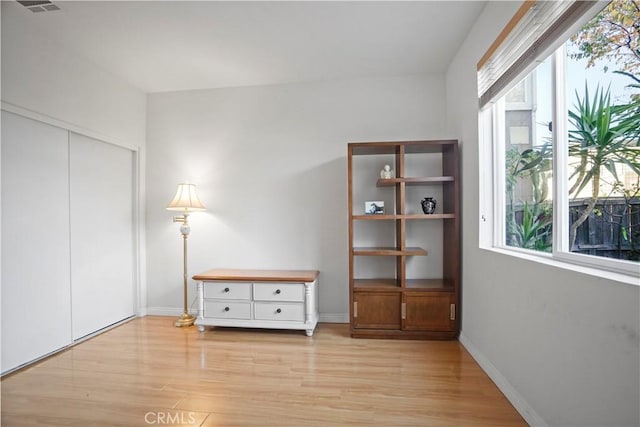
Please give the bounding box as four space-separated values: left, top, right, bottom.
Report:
504 74 534 111
493 96 507 250
481 46 640 279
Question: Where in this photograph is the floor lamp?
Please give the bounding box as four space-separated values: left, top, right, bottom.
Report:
167 183 206 327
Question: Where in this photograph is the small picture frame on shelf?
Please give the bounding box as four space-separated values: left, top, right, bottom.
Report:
365 201 385 215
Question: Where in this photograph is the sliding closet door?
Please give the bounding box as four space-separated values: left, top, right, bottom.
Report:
69 133 135 340
1 111 72 373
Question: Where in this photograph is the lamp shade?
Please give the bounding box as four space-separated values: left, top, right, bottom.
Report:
167 183 206 211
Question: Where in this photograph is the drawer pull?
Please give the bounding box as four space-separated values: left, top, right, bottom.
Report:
224 287 230 292
276 308 282 314
275 289 281 294
224 306 230 312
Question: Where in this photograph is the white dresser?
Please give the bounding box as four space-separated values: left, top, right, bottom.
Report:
193 269 319 336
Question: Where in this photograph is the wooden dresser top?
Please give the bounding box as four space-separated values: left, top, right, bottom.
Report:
192 268 319 283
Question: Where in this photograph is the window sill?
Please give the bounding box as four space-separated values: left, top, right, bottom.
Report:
480 246 639 287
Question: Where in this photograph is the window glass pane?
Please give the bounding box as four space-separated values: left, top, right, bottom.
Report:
502 57 554 252
566 0 640 262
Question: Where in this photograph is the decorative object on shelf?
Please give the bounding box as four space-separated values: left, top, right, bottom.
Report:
167 182 206 327
365 201 385 214
421 197 437 214
380 164 394 179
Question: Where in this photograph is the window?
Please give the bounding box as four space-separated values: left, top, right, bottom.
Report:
479 0 640 277
500 59 554 252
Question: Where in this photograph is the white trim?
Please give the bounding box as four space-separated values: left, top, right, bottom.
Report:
146 307 194 317
504 75 534 111
552 47 569 255
493 98 506 247
319 313 349 323
132 149 142 316
482 246 639 286
133 148 148 317
553 250 640 279
478 106 494 249
1 101 141 152
459 332 548 427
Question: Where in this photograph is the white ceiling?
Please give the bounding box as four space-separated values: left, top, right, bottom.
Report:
4 1 486 93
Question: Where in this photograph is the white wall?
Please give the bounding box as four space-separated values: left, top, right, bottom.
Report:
1 1 146 146
146 74 447 319
446 2 640 426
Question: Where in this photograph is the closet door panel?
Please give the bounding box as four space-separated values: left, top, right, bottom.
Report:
1 111 72 373
70 133 135 340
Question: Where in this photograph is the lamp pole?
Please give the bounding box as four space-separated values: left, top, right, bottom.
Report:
167 182 205 327
173 210 196 327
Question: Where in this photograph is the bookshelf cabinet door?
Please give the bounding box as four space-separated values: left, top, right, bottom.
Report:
353 292 401 329
404 293 455 331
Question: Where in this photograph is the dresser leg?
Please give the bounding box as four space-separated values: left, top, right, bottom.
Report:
197 325 205 332
305 329 313 337
197 281 204 318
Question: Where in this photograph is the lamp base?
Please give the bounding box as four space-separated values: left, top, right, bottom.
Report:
174 313 196 327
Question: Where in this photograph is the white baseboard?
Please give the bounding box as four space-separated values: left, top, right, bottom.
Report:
319 313 349 323
459 332 547 427
145 307 192 317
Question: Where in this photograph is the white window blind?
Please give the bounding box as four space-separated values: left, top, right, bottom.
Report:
477 0 604 108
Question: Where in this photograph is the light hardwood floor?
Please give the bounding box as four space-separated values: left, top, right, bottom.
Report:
1 316 526 426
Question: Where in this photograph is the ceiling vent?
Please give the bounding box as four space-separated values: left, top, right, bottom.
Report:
16 0 60 13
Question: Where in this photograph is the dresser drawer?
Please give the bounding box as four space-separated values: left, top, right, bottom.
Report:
253 283 304 302
254 302 305 322
203 301 251 319
203 282 251 300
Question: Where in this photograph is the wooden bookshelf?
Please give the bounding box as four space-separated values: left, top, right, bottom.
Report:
348 140 460 339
